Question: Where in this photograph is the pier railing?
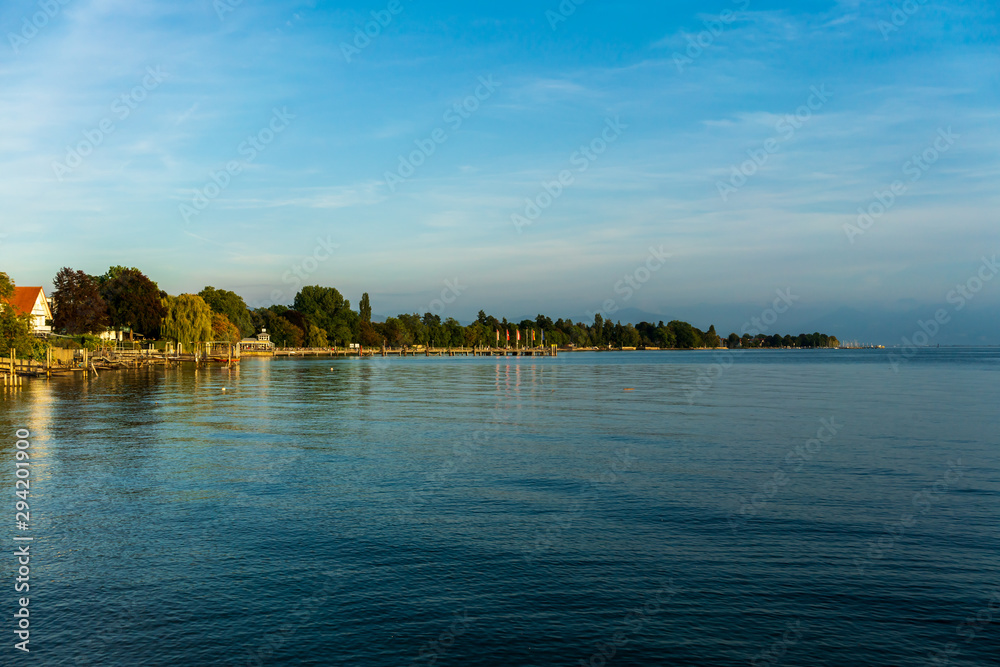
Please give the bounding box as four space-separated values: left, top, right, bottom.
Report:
273 346 558 357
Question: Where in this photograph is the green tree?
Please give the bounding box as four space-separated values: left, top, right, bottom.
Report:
278 309 312 337
464 321 488 347
377 317 406 347
161 294 213 347
621 324 641 348
307 324 329 348
358 321 381 346
705 325 721 348
396 313 426 346
293 286 357 345
278 322 304 347
199 287 254 338
359 293 372 324
52 267 110 335
444 318 464 347
669 321 699 349
592 313 605 346
423 313 444 346
100 267 165 340
0 273 44 360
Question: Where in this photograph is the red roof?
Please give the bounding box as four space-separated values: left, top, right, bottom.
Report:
5 287 45 316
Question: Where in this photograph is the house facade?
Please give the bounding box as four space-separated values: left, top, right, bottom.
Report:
5 286 52 335
239 329 275 354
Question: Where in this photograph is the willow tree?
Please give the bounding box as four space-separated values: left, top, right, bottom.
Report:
161 294 213 351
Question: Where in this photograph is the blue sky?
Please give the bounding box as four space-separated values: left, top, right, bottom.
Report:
1 0 998 342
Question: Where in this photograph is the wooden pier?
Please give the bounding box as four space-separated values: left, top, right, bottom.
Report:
274 346 558 358
1 343 559 389
1 345 238 388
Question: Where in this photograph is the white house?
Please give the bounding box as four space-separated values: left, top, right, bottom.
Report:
5 286 52 335
239 329 275 352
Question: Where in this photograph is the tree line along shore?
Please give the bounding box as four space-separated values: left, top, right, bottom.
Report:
0 266 840 360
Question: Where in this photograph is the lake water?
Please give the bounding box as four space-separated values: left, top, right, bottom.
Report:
2 349 998 666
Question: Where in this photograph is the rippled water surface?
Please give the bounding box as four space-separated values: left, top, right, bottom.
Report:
2 349 998 665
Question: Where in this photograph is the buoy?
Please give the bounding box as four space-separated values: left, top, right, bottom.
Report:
624 388 635 391
222 388 226 391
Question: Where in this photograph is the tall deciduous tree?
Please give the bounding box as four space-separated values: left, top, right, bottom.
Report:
359 292 372 324
161 294 213 346
279 309 311 336
293 286 357 345
52 267 110 335
358 321 381 346
669 320 699 349
211 313 242 344
199 286 254 338
706 325 721 348
100 267 165 340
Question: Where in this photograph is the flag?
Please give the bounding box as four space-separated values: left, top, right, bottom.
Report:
517 330 521 342
506 330 510 342
542 330 545 344
496 329 499 342
532 330 536 342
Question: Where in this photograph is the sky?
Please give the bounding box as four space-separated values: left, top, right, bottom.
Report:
1 0 998 343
